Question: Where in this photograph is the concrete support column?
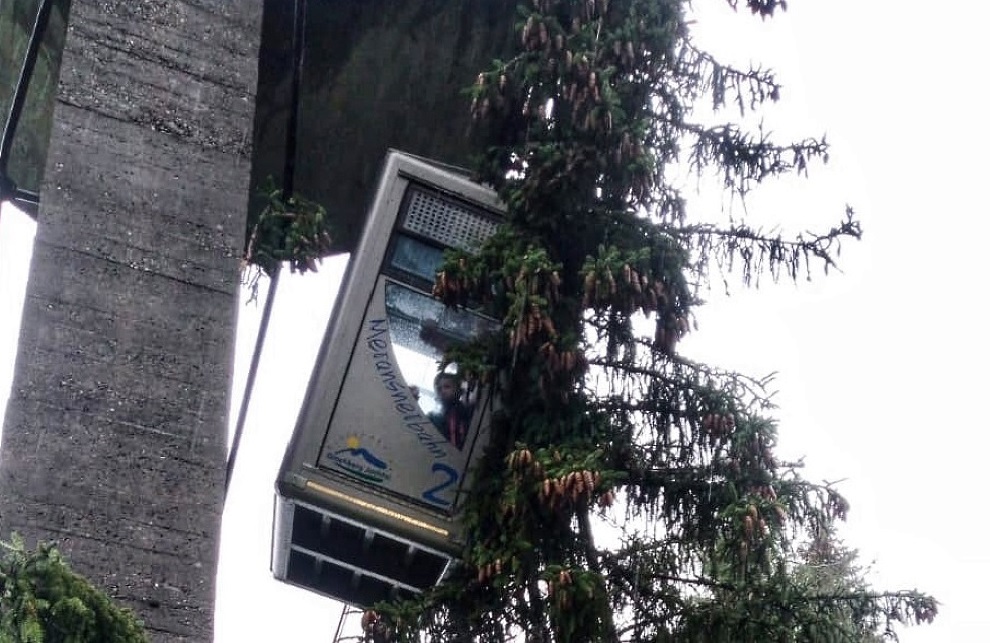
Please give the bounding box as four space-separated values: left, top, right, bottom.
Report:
0 1 262 640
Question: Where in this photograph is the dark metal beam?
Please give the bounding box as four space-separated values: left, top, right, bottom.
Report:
0 0 52 219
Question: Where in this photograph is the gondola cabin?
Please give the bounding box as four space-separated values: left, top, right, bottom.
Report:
272 151 503 607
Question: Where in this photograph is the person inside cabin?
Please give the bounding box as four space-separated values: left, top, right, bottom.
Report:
427 372 474 450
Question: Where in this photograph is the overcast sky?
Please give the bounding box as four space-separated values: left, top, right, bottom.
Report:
3 1 989 641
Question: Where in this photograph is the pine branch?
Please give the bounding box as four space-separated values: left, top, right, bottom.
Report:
669 208 862 285
724 0 790 19
679 121 830 193
679 39 781 114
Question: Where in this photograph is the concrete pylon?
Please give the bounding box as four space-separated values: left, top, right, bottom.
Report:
0 1 263 639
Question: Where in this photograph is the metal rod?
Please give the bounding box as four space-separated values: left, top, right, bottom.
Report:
12 187 39 218
0 175 36 218
332 605 365 643
225 269 280 496
282 0 307 199
332 607 348 643
225 0 308 497
0 0 55 174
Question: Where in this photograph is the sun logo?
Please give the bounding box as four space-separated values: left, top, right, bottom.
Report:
346 436 360 450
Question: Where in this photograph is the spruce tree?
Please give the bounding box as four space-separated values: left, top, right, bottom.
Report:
345 0 937 641
0 537 147 643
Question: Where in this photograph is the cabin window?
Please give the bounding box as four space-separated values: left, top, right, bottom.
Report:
384 282 496 425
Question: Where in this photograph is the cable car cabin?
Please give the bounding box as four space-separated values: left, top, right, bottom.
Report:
272 151 504 608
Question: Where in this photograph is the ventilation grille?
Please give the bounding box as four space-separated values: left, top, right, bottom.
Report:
281 502 454 608
402 188 498 251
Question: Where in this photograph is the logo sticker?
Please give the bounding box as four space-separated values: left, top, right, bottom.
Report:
326 435 392 485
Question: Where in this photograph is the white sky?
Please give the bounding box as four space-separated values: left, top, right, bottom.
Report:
0 203 35 437
3 1 990 641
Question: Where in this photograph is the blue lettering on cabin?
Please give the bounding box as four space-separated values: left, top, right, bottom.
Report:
366 319 450 462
